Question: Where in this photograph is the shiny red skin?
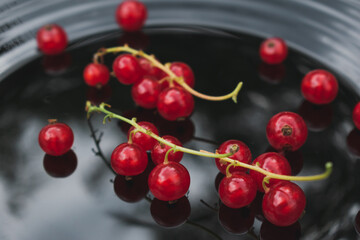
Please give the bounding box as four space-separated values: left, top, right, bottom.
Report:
83 63 110 87
262 181 306 227
266 112 308 151
138 58 163 79
259 37 288 64
150 196 191 227
127 121 159 151
352 102 360 130
151 135 183 165
215 140 252 174
301 69 338 105
36 24 68 55
148 162 190 201
115 0 147 32
157 87 194 121
111 143 148 176
169 62 195 88
249 152 291 192
113 54 143 85
43 150 77 178
38 122 74 156
131 76 161 109
218 172 257 209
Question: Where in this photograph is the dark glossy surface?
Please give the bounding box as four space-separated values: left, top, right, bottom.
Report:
0 28 360 240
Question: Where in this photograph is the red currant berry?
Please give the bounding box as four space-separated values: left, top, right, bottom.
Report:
38 121 74 156
262 181 306 227
148 162 190 201
353 102 360 130
301 69 338 105
43 150 77 178
266 112 308 151
138 57 163 79
249 152 291 192
215 140 252 175
36 24 68 55
83 63 110 87
259 37 288 64
127 121 159 151
170 62 195 88
115 0 147 32
111 143 148 176
219 203 255 234
113 173 149 203
113 54 143 85
157 87 194 121
151 135 183 165
218 172 257 209
131 76 161 109
150 196 191 228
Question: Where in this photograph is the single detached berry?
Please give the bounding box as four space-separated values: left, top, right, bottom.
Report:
249 152 291 192
111 143 148 176
113 54 143 85
352 102 360 130
127 121 159 151
38 121 74 156
43 150 77 178
157 87 194 121
218 172 257 209
151 135 183 165
266 112 308 151
301 69 338 105
215 140 252 175
131 76 161 109
262 181 306 227
259 37 288 64
148 162 190 201
150 196 191 228
115 0 147 32
83 63 110 87
170 62 195 88
36 24 68 55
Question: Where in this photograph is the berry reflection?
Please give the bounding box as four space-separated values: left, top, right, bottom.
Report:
218 203 254 234
43 150 77 178
298 100 333 132
346 128 360 156
260 220 301 240
258 62 285 84
150 196 191 228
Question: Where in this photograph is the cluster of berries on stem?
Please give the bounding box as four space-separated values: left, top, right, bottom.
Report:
85 101 332 227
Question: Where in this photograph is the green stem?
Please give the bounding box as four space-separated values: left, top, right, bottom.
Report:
86 102 234 159
86 101 333 182
94 45 242 103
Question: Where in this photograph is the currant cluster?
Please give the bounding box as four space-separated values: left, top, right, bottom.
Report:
85 102 332 228
83 45 242 121
111 120 190 202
